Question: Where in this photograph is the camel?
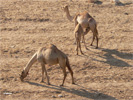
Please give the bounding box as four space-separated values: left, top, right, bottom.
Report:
63 5 99 49
20 44 75 86
74 23 87 55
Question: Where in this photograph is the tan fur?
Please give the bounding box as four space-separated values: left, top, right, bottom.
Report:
63 5 99 48
20 44 75 86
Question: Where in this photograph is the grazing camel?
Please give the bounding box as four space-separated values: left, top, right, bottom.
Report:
20 44 75 86
74 23 87 55
63 5 99 49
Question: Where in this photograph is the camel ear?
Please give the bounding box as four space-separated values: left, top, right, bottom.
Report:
61 6 64 10
63 5 68 8
65 5 69 8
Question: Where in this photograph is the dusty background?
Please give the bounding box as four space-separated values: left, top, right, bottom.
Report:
0 0 133 100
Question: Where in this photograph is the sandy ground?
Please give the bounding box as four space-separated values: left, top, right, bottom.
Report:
0 0 133 100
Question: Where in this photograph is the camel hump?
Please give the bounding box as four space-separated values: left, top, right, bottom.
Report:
79 11 92 18
48 44 57 50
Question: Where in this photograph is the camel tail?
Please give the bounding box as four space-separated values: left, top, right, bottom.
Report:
66 57 73 75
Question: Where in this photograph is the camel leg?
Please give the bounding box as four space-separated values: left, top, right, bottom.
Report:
90 25 98 48
84 27 90 35
95 28 99 48
41 62 50 85
41 65 45 83
60 65 67 86
81 27 90 43
66 59 75 84
91 28 98 49
79 40 83 54
82 34 87 50
90 26 95 46
76 40 79 55
75 33 77 51
90 35 95 46
61 68 67 86
95 34 98 49
73 21 79 44
75 34 79 55
69 70 74 84
74 24 79 45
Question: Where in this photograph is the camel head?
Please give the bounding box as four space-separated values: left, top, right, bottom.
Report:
63 5 68 12
20 70 28 81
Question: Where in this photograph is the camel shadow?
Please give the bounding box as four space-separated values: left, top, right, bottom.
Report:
92 48 132 67
115 2 132 6
26 81 117 100
94 0 103 5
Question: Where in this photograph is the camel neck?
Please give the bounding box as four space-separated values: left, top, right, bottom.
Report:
65 9 73 21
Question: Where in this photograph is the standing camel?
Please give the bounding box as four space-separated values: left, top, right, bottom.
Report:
20 44 75 86
63 5 99 48
74 23 87 55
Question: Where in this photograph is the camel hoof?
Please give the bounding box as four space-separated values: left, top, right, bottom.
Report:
81 52 84 55
90 44 93 46
47 83 51 85
60 84 64 86
86 47 89 50
40 81 44 83
40 80 45 83
72 82 75 84
20 79 23 82
95 47 98 49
